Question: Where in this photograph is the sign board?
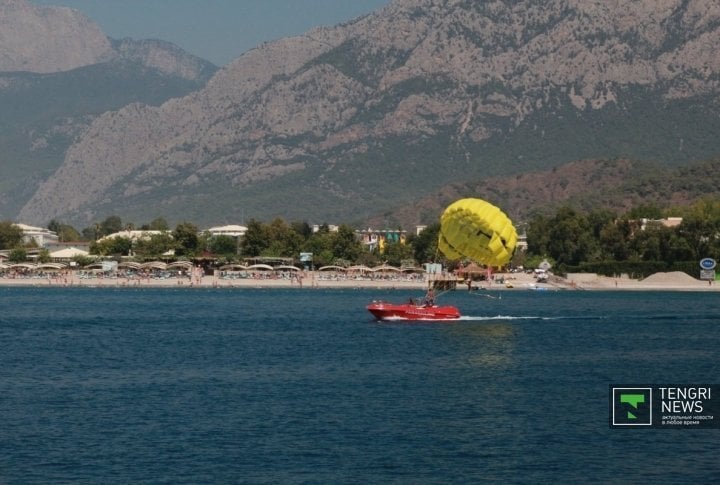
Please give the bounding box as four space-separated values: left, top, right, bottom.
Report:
424 263 443 274
299 252 313 262
700 269 715 281
699 258 716 270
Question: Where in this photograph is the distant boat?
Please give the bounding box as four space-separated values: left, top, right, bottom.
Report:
367 299 461 321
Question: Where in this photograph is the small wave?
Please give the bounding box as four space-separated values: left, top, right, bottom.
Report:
623 313 718 322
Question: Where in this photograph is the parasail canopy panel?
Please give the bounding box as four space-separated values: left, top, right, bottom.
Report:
438 198 518 267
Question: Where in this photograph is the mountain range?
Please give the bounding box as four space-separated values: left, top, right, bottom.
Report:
4 0 720 229
0 0 216 222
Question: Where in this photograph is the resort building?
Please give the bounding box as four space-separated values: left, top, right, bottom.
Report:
97 230 165 242
14 223 59 247
516 233 528 252
312 224 339 233
45 240 92 254
207 225 247 237
356 228 407 252
640 217 683 230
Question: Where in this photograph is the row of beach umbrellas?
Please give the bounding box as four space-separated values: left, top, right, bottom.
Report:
1 260 425 273
0 261 195 271
218 263 424 273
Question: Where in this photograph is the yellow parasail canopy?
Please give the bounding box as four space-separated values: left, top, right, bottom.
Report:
438 198 518 267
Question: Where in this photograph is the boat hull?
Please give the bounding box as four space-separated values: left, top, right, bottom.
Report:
367 302 461 321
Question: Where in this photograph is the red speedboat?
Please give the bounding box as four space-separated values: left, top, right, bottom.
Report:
367 299 461 321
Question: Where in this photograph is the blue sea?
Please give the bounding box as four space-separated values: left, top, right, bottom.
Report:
1 287 719 483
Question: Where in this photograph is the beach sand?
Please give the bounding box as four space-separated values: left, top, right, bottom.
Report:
1 270 717 291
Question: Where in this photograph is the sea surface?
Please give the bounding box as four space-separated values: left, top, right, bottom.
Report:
1 287 718 483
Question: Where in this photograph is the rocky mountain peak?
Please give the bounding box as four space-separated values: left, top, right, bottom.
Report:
0 0 113 73
111 38 217 80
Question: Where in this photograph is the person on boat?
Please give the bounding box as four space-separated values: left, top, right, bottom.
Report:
424 287 435 307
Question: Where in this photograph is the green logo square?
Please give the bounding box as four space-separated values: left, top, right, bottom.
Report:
612 387 652 426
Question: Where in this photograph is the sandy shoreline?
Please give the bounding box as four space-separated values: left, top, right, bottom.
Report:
1 270 717 291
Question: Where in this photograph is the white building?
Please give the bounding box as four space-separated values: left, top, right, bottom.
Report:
207 225 247 237
312 224 339 233
97 230 165 242
14 223 59 247
639 217 683 231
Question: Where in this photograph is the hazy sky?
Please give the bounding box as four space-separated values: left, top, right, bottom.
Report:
31 0 392 66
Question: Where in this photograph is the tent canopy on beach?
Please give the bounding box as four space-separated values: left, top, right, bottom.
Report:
400 266 425 273
370 264 401 272
456 263 486 274
346 265 372 273
50 247 89 259
275 265 301 272
37 263 67 270
247 264 274 271
118 262 141 270
318 265 347 272
219 264 249 271
141 261 167 270
5 263 37 270
167 261 193 270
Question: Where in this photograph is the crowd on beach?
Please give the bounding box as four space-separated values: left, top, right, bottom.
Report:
0 264 716 291
0 267 431 289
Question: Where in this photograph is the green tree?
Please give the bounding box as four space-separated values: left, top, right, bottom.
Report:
141 217 170 231
37 248 51 263
133 232 175 258
48 220 82 242
408 223 439 264
82 226 98 241
8 247 27 262
0 221 23 249
291 221 313 240
47 219 61 233
99 215 123 237
264 218 303 257
666 232 694 261
90 236 132 256
598 220 629 261
73 255 95 267
241 219 269 257
626 204 664 220
587 209 617 240
209 235 239 256
526 213 551 257
331 225 363 262
546 207 596 266
677 199 720 260
302 230 334 266
382 239 415 266
173 222 199 257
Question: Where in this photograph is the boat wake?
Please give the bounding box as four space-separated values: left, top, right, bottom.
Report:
373 314 614 323
459 315 567 321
